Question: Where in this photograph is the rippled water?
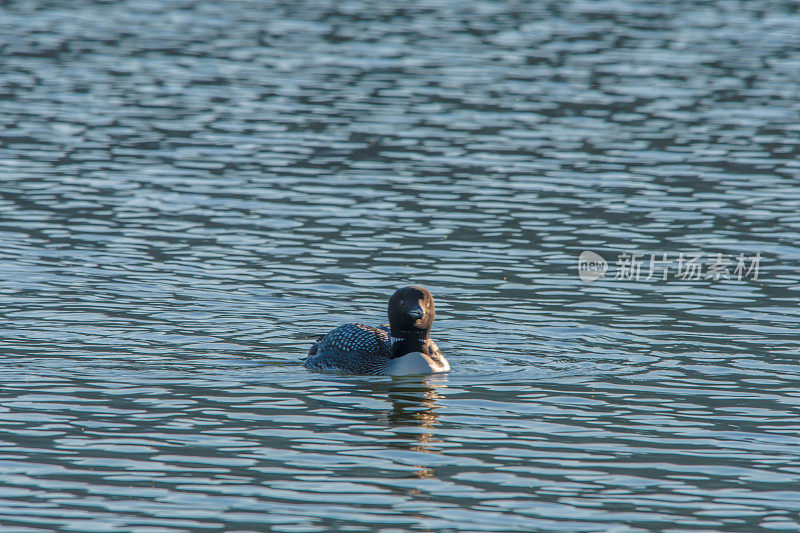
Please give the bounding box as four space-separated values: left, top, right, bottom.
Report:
2 0 800 531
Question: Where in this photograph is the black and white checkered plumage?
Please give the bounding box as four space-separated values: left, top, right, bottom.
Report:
304 323 394 374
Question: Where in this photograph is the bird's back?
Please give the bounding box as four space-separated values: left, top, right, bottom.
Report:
304 323 392 374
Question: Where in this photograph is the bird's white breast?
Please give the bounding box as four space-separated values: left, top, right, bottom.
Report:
387 352 450 376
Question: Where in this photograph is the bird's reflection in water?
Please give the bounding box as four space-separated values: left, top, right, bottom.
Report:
360 375 448 480
388 378 442 436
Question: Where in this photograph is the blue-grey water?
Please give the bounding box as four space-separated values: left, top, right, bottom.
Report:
2 0 800 531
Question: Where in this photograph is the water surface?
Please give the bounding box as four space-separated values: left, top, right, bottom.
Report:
1 0 800 531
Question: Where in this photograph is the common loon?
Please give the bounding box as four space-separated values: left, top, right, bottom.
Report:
304 286 449 376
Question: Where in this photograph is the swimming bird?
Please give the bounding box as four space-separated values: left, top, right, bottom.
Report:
304 286 449 375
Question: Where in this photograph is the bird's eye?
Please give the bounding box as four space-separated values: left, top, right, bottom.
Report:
400 301 405 308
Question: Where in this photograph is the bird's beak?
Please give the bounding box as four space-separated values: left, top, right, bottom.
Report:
407 307 423 320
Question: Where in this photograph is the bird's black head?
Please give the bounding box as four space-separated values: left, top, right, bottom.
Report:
388 286 435 340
